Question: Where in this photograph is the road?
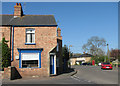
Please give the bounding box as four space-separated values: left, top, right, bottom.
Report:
2 71 95 84
72 65 118 84
1 65 118 85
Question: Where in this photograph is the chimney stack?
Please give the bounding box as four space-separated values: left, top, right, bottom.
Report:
57 28 61 37
14 3 23 17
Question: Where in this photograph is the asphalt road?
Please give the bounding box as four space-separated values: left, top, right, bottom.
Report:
1 65 118 85
2 72 95 84
72 65 118 84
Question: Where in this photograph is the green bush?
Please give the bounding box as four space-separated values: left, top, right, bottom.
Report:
91 56 108 64
1 38 11 70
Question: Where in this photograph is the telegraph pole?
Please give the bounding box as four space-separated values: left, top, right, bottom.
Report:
107 44 110 62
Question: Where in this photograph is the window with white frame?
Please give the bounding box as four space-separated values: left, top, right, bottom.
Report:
21 53 39 68
26 29 35 43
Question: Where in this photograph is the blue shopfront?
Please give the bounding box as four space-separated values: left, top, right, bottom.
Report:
17 48 43 68
17 48 56 75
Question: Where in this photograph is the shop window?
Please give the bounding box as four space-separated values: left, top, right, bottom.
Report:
22 60 38 68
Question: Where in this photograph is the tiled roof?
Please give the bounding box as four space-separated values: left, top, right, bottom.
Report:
0 15 57 26
80 53 93 57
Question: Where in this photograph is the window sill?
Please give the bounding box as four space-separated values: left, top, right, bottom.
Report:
25 43 36 45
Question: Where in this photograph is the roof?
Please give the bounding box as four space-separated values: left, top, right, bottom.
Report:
0 15 57 26
80 53 93 57
71 55 80 58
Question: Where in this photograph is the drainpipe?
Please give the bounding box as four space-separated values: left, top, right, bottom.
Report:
11 26 14 61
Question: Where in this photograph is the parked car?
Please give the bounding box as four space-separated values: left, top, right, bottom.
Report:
81 63 87 65
87 63 92 65
98 63 102 66
101 62 112 70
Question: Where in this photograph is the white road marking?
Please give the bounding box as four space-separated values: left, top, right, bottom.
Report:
71 75 93 83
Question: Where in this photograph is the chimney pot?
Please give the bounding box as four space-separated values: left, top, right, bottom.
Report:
19 3 21 6
16 3 18 6
57 28 61 37
14 3 23 17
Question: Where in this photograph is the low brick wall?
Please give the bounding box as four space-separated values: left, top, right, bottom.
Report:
3 66 22 80
4 67 11 79
0 71 4 80
3 66 49 79
17 68 49 78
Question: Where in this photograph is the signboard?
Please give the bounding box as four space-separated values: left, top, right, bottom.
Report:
15 56 19 60
21 53 39 60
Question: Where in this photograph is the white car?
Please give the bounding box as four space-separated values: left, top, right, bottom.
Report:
98 63 101 66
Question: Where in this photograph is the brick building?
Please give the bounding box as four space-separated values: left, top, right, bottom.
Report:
0 3 63 79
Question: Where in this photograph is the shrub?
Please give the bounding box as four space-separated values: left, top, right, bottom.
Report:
1 38 11 70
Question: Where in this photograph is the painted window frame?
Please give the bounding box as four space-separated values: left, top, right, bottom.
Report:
18 49 42 68
25 28 35 45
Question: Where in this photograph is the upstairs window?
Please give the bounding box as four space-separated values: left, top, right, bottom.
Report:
26 29 35 43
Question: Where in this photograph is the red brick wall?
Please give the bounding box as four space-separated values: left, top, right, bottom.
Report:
12 26 57 77
14 3 22 17
1 26 64 78
4 67 11 79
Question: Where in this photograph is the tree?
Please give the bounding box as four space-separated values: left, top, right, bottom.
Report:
110 49 120 61
2 37 11 70
91 55 108 64
82 36 106 56
62 45 69 61
62 45 70 71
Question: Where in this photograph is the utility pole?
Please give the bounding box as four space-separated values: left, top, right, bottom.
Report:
107 44 110 62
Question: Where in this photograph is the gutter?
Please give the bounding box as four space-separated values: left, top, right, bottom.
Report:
11 26 14 61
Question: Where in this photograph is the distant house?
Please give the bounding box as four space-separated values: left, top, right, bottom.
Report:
0 3 63 79
70 53 93 65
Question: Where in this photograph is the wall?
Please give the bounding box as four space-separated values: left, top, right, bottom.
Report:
13 26 57 77
3 67 22 80
84 57 91 62
70 58 77 65
2 26 57 78
56 38 63 74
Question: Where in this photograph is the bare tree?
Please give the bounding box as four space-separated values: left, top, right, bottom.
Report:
82 36 106 56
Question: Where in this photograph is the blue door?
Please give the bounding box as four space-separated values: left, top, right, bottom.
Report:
50 55 54 74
